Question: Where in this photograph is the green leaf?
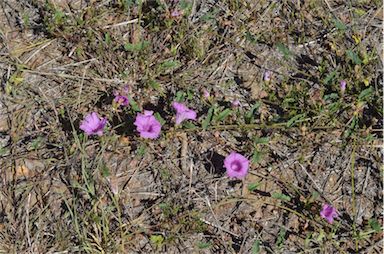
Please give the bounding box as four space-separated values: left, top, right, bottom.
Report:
30 137 43 150
0 146 8 156
175 91 185 102
187 89 195 100
346 50 362 65
215 108 232 122
105 32 111 45
202 107 214 129
317 229 325 242
354 8 366 16
254 137 269 145
369 219 382 232
100 162 110 177
200 7 220 21
154 112 166 125
137 144 146 157
251 240 261 254
150 235 164 247
358 87 373 101
245 102 261 123
304 233 312 247
148 80 164 94
54 10 65 24
323 93 339 101
160 60 180 70
276 42 292 59
344 116 358 138
180 0 192 11
4 83 11 95
276 228 286 248
124 41 150 52
197 241 212 249
309 191 320 203
333 18 347 31
128 95 140 112
251 150 263 164
323 71 337 85
183 122 196 129
245 31 257 44
286 113 306 127
271 192 291 202
248 182 261 192
327 102 341 114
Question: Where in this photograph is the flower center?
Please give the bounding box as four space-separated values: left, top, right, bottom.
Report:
231 161 242 172
92 122 103 132
145 124 153 132
324 208 333 217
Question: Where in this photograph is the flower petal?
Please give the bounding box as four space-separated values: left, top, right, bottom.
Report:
172 102 188 113
224 152 249 179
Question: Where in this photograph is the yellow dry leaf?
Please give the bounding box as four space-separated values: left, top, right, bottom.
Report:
352 34 361 45
15 165 29 178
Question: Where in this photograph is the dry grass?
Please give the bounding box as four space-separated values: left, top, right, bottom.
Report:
0 0 382 253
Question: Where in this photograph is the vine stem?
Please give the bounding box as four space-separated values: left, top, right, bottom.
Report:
351 138 358 252
169 116 337 134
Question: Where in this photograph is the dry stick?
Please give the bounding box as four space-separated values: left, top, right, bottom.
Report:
102 18 139 29
298 162 323 194
127 192 164 197
217 197 338 231
180 132 188 174
76 68 87 108
10 39 53 56
179 132 195 205
359 166 371 217
361 239 383 254
24 39 55 64
51 58 97 70
199 218 240 238
351 139 358 252
26 192 32 248
188 160 194 206
21 69 126 83
204 196 220 228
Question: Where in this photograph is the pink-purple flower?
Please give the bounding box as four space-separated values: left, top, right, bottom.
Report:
134 110 162 139
79 112 107 136
203 89 210 99
171 9 182 17
113 87 130 107
320 204 339 224
172 101 197 125
114 95 129 106
340 80 346 93
224 152 249 179
264 70 272 81
231 99 241 108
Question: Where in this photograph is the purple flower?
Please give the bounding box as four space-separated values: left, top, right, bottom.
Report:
113 87 130 107
340 80 346 93
134 110 162 139
79 112 107 136
224 152 249 179
171 9 181 17
320 204 339 224
114 95 129 106
264 70 272 81
203 89 210 99
172 102 197 125
231 99 241 108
